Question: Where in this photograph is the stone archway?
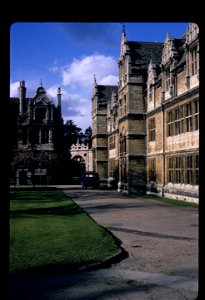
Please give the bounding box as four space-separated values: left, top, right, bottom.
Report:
70 142 93 172
72 155 86 173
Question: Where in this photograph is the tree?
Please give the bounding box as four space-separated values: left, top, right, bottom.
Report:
83 126 92 148
63 120 83 148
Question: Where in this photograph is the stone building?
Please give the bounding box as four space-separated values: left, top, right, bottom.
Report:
92 77 118 184
70 140 93 173
146 23 199 202
92 23 199 203
10 81 63 184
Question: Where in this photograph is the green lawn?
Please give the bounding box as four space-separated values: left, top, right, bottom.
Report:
10 188 119 273
143 195 198 207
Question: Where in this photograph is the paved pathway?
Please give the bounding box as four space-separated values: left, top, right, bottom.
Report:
10 187 199 299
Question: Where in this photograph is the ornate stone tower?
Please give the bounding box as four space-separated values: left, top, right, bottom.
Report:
92 75 118 183
117 28 163 193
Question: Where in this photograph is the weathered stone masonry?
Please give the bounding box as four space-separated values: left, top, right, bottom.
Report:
92 23 199 203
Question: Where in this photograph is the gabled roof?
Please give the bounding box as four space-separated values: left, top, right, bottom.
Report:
128 41 164 67
32 93 52 105
96 85 118 102
31 85 53 105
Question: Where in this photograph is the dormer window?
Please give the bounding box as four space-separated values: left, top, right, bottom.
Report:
186 23 199 45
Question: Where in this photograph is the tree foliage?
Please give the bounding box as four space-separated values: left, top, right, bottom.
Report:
64 120 83 148
83 126 92 148
63 120 92 148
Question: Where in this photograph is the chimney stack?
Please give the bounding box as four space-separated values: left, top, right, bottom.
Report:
57 87 62 115
18 81 26 116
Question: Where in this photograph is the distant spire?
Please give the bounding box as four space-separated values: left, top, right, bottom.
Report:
94 74 97 86
40 79 43 87
121 23 127 46
93 74 98 96
57 87 61 95
166 32 171 40
57 86 62 111
122 23 126 34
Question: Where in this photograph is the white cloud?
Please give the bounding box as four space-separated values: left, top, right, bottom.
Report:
47 85 59 97
10 81 19 97
64 93 91 117
10 53 119 132
45 84 91 130
10 80 42 98
61 92 92 131
99 75 118 85
55 53 119 130
62 54 118 88
48 66 59 73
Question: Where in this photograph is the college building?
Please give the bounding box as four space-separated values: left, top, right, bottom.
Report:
10 81 63 184
92 23 199 203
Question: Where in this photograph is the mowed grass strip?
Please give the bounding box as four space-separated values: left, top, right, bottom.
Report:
143 195 198 207
10 189 119 273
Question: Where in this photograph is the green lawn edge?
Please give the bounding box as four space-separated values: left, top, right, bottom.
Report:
10 188 120 273
142 195 198 207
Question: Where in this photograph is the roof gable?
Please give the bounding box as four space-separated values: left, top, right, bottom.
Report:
32 94 52 106
128 41 163 67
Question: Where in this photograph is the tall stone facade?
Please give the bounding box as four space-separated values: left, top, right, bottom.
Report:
10 81 63 184
92 76 118 183
146 23 199 203
92 23 199 203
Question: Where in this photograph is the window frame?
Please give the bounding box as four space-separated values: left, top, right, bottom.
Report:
167 154 199 185
190 47 198 76
149 117 156 142
148 158 156 181
165 68 171 92
167 99 199 137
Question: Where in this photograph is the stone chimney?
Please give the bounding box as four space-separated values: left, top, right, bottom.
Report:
57 87 62 115
18 81 26 116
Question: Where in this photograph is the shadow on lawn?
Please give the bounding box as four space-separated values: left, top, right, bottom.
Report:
10 203 84 218
10 192 64 201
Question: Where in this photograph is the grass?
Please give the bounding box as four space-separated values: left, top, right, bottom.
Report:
10 189 119 273
143 195 198 207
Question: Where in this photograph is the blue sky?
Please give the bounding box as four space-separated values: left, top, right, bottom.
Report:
10 22 189 131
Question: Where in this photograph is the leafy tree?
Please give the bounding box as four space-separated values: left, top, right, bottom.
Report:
63 120 83 148
83 126 92 148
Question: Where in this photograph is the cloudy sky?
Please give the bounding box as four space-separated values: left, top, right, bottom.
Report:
10 22 188 131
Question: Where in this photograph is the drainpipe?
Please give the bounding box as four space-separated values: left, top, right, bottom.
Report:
162 104 165 197
144 111 148 194
161 63 166 198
